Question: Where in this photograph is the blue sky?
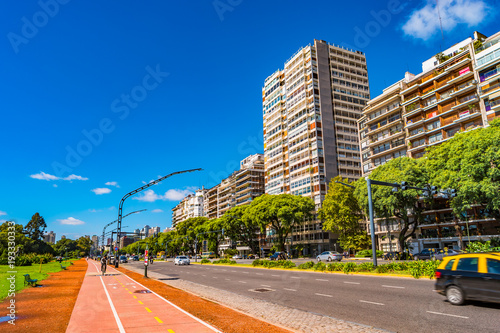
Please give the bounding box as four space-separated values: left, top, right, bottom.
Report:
1 0 498 241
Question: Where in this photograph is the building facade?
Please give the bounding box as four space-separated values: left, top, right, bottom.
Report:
358 31 500 252
171 188 207 228
43 231 56 244
263 39 369 255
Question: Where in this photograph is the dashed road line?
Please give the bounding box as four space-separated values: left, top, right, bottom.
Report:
344 281 360 285
291 277 300 279
426 311 469 319
239 281 247 284
261 285 271 287
315 293 333 298
154 316 163 323
242 272 249 274
167 329 176 333
145 307 152 313
256 273 264 275
360 300 384 306
316 279 329 281
138 301 144 305
382 285 405 289
284 288 297 292
271 275 280 277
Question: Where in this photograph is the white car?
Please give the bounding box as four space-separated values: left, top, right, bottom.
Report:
316 251 343 262
174 256 190 265
232 254 242 259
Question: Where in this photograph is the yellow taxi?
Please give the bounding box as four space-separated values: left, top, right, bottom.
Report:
434 252 500 305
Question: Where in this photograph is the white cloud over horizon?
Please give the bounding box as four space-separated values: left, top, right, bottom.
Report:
132 188 193 202
58 217 85 225
91 188 112 195
402 0 488 40
0 211 6 216
105 181 119 187
30 172 89 182
151 209 164 213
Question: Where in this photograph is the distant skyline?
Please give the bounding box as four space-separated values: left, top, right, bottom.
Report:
1 0 498 240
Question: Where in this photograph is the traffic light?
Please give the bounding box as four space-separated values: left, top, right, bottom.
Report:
430 186 438 195
401 181 408 190
449 189 457 198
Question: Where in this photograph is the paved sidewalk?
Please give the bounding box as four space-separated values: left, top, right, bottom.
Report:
67 260 220 333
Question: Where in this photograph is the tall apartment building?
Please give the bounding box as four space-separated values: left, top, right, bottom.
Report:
358 31 500 252
171 188 207 228
43 231 56 244
263 40 369 255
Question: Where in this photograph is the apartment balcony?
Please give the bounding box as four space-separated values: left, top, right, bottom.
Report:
479 80 500 99
452 110 482 125
475 47 500 71
408 142 427 152
422 102 438 112
401 93 421 106
479 65 500 84
369 129 404 147
370 141 406 160
401 82 419 95
451 96 479 111
444 56 471 73
407 129 426 141
450 83 476 97
404 105 423 118
367 118 402 136
405 117 425 129
447 70 474 85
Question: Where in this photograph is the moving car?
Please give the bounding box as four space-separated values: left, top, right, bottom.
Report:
413 248 440 260
174 256 190 265
232 254 242 259
133 255 139 261
316 251 343 262
119 255 127 263
269 252 287 260
435 252 500 305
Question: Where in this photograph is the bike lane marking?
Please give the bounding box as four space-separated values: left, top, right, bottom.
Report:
106 265 220 332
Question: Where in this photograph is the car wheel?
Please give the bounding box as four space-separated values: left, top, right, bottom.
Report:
446 286 465 305
327 257 332 262
316 257 321 262
414 256 419 260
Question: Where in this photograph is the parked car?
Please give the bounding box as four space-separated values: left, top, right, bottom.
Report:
132 255 139 261
247 254 258 259
232 254 242 259
434 249 462 260
414 248 440 260
316 251 343 262
383 251 413 260
119 255 128 263
174 256 190 265
435 252 500 305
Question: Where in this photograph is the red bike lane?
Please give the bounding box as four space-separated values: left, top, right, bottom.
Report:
66 260 220 333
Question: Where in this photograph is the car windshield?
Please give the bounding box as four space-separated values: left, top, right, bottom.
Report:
178 256 188 259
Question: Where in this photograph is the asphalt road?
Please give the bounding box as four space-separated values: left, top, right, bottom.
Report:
124 261 500 333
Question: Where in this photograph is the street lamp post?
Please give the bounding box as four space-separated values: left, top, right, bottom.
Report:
115 168 202 268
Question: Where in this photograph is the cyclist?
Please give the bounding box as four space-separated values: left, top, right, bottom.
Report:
101 256 107 275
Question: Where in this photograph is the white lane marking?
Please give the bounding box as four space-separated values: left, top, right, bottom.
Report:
225 278 231 281
106 265 221 332
202 275 207 277
231 271 237 273
271 275 280 277
426 311 469 319
242 272 249 274
344 281 360 285
360 300 384 306
316 279 329 281
382 285 405 289
212 277 217 279
239 281 247 284
284 288 297 292
261 285 271 287
88 261 125 333
113 286 117 289
315 293 333 298
291 277 301 279
256 273 264 275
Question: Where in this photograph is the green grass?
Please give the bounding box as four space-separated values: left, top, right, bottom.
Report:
0 260 76 301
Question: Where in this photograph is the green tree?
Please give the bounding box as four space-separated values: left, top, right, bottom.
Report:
202 218 224 256
52 238 78 256
355 157 428 252
175 217 208 255
76 236 93 256
425 119 500 218
220 206 260 254
25 212 47 241
245 194 314 252
319 176 368 251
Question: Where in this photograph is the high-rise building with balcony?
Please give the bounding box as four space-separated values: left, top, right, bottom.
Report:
263 39 369 255
171 188 207 228
358 30 500 252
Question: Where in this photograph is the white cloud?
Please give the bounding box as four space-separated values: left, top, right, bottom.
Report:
30 172 88 182
53 184 58 188
133 188 193 202
30 172 59 181
88 209 101 213
151 209 164 213
91 188 112 195
58 217 85 225
105 181 119 187
0 211 6 216
402 0 488 40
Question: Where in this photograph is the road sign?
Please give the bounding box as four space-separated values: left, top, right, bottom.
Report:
115 247 118 251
